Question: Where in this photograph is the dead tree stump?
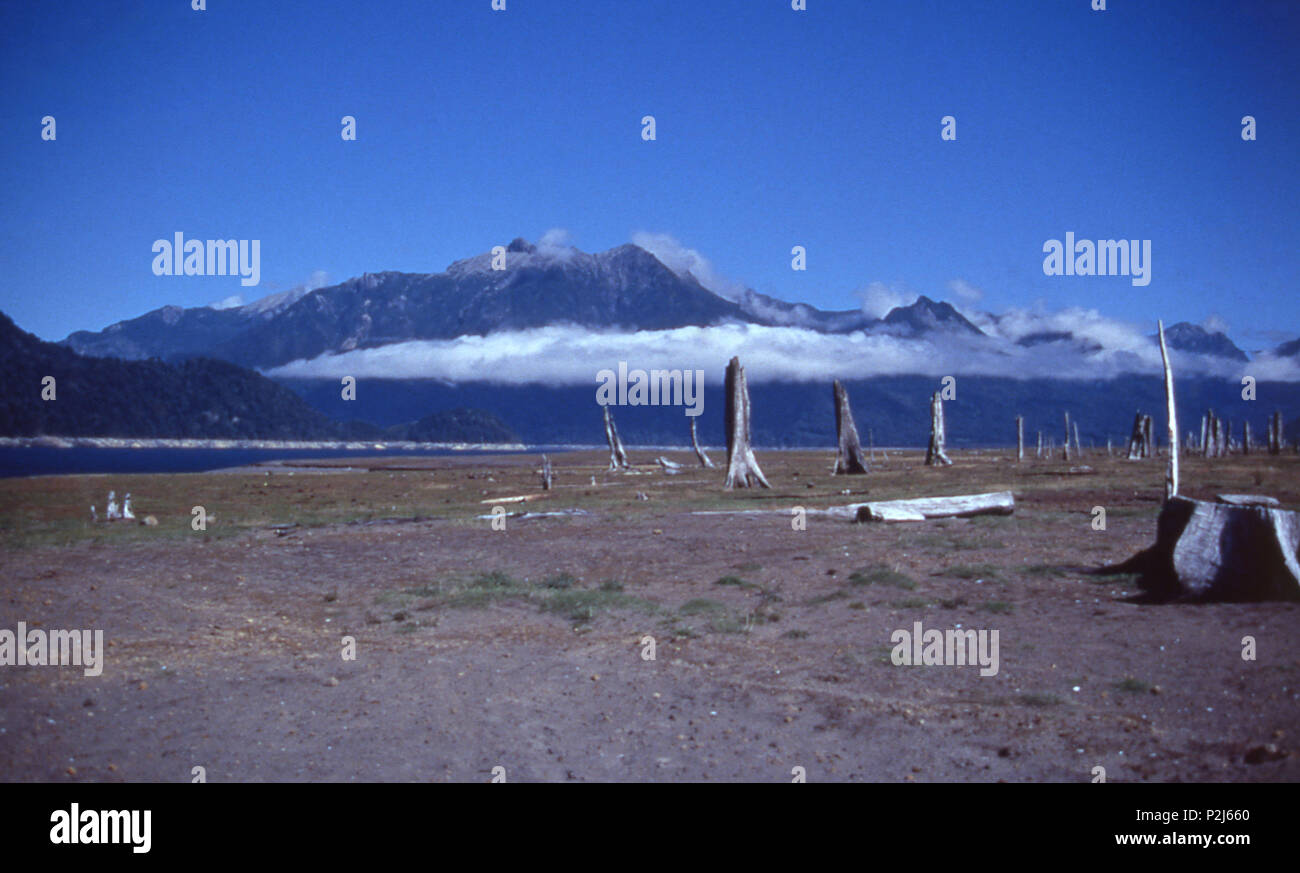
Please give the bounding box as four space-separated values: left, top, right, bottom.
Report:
723 357 771 489
689 417 715 468
832 380 869 474
1105 496 1300 602
1126 412 1145 460
1016 415 1024 462
603 406 630 471
540 454 554 490
925 391 952 466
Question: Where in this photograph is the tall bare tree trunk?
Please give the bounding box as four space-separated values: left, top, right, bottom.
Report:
1200 415 1208 455
1062 412 1071 461
925 391 953 466
832 380 869 474
1243 420 1251 456
1016 415 1024 462
723 357 771 489
540 454 554 490
1157 320 1178 500
1036 431 1043 459
1073 420 1083 458
603 405 630 471
689 416 715 468
1143 415 1155 458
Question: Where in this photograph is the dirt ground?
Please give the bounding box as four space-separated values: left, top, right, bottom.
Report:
1 449 1297 782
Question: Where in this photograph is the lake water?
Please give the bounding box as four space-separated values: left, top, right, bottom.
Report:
0 446 539 478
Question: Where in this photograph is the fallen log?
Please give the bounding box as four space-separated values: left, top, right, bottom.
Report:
853 491 1015 523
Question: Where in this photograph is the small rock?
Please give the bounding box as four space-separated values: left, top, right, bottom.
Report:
66 767 77 776
325 677 340 687
142 515 159 527
1244 743 1287 764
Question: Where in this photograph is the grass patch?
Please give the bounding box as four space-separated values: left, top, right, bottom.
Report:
848 564 916 589
715 575 761 590
1114 677 1150 693
679 598 727 615
1021 564 1068 578
980 600 1015 614
541 589 658 622
1017 692 1062 707
944 563 1004 582
782 629 810 639
891 597 932 610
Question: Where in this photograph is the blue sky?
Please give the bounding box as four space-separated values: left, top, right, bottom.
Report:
2 0 1297 346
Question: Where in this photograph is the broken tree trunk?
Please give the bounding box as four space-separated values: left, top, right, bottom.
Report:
925 391 952 466
1016 416 1024 462
1103 496 1300 602
1127 412 1145 460
853 491 1015 523
689 416 715 468
1062 412 1071 461
832 380 869 474
603 405 630 471
540 454 554 490
723 357 771 489
1158 319 1178 500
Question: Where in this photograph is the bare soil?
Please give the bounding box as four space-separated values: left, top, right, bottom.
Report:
1 449 1297 782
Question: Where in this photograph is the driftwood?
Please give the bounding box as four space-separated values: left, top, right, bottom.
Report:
603 406 630 471
832 380 869 474
689 417 715 468
1158 320 1178 499
656 456 682 474
1104 496 1300 602
723 357 771 489
925 392 952 466
853 491 1014 523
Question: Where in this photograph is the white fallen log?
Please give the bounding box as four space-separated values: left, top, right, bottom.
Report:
854 491 1015 523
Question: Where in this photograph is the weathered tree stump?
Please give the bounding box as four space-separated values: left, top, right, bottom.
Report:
1126 412 1145 460
1104 496 1300 602
925 391 952 466
723 357 771 489
603 406 630 471
540 454 553 490
832 380 869 474
689 417 715 468
1016 415 1024 462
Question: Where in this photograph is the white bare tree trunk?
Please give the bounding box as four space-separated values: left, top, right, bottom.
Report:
724 357 771 489
1158 319 1178 500
1016 415 1024 462
833 380 869 474
603 405 630 471
925 391 952 466
689 416 715 468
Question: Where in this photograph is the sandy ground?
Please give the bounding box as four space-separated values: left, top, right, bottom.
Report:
1 450 1297 782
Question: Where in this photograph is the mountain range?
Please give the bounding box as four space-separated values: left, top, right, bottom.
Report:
59 237 1288 376
10 236 1298 446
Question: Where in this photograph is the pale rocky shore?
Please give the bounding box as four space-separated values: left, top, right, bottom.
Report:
0 435 529 452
